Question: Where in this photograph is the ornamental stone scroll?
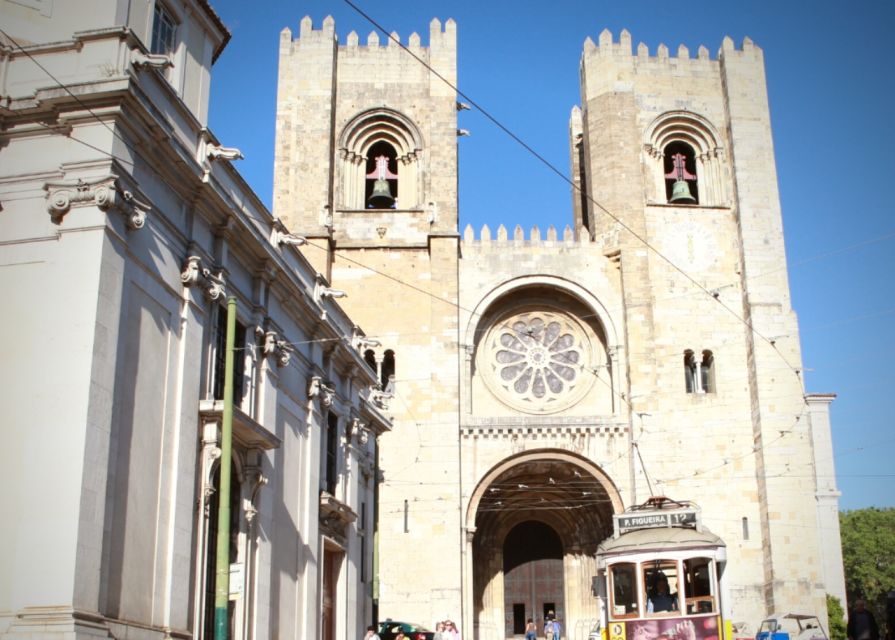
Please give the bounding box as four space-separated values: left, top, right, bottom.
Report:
308 375 335 407
180 255 226 301
44 174 151 229
261 330 293 367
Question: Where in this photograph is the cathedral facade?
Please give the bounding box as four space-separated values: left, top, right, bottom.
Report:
273 17 845 640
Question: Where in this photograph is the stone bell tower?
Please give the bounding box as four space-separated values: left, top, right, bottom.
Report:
273 16 464 624
568 30 841 619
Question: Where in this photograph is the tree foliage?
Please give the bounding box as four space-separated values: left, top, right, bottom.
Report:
839 508 895 637
827 594 846 640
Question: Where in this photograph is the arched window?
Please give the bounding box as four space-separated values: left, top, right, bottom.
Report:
338 108 423 210
700 349 715 393
380 349 395 391
645 111 727 207
684 348 715 394
663 141 699 204
363 349 377 374
364 140 399 209
684 349 698 393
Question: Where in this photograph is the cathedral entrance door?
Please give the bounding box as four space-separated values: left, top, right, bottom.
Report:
467 452 622 640
503 521 563 637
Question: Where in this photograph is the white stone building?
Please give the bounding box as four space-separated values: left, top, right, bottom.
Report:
0 2 389 640
273 16 846 640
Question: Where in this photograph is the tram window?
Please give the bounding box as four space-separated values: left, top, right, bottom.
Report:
643 561 680 615
683 558 715 614
609 563 638 618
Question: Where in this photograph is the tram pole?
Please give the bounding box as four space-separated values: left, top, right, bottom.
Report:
214 296 237 640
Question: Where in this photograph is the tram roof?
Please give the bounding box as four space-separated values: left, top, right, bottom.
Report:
597 525 725 557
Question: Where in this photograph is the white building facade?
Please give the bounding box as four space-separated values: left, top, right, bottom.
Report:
0 2 389 640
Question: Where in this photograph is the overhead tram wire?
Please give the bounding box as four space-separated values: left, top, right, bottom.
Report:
4 25 878 391
4 24 829 495
338 0 804 383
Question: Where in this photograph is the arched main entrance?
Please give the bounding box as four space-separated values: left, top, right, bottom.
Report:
466 451 622 640
503 521 563 636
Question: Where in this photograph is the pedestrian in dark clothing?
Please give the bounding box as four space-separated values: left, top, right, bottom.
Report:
848 599 880 640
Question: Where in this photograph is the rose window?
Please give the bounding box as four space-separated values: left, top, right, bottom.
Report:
481 309 594 412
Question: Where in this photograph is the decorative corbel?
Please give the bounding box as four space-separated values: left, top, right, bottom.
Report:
320 204 333 231
272 229 307 247
180 255 226 300
351 326 381 351
244 472 268 525
201 444 222 515
131 50 174 71
201 144 243 183
368 387 393 411
44 174 150 229
207 144 244 162
314 275 347 303
356 422 370 446
344 417 361 446
119 188 151 229
261 330 293 367
308 375 335 407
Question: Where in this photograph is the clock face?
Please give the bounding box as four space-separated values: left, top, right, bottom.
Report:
669 220 714 271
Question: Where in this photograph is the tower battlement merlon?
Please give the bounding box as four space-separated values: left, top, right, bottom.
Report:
461 223 599 248
295 15 336 40
427 18 458 93
584 28 760 64
342 30 422 49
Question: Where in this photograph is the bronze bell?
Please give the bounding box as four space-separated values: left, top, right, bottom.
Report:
368 178 395 208
669 179 696 203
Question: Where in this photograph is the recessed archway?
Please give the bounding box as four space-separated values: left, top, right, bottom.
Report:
466 451 622 640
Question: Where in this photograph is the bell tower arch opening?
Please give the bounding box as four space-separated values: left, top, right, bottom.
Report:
467 451 622 640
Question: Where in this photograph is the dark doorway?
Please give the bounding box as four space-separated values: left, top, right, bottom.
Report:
513 603 526 634
503 521 564 637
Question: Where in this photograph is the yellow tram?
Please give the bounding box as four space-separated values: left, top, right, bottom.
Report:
595 498 731 640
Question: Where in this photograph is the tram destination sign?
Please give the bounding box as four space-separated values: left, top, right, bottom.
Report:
614 508 698 535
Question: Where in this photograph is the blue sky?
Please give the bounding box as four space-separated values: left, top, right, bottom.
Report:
207 1 894 510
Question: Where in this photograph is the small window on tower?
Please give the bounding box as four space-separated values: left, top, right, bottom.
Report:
365 141 398 209
380 349 395 391
684 349 698 393
664 141 699 204
684 348 715 394
150 3 177 56
364 349 377 374
700 350 715 393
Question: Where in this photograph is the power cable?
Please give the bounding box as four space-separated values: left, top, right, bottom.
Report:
339 0 803 382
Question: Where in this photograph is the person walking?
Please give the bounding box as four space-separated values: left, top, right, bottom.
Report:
848 600 879 640
525 618 537 640
545 613 555 640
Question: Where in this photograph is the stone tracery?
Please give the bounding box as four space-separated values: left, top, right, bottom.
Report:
481 307 596 413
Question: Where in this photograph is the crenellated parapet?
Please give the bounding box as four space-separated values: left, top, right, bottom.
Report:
582 28 760 64
280 16 456 78
460 223 618 253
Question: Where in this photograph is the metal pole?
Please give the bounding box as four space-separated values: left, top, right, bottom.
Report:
214 296 237 640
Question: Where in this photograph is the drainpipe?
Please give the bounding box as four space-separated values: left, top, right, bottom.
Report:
214 296 237 639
